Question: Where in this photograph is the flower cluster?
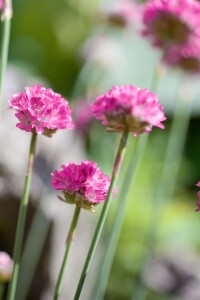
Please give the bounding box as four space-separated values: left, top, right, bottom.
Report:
0 252 13 282
51 161 115 211
142 0 200 73
195 181 200 211
92 85 166 136
9 85 74 136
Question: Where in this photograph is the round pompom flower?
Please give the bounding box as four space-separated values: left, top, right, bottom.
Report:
91 85 166 136
51 161 116 212
142 0 200 48
9 85 74 136
0 252 13 282
195 181 200 212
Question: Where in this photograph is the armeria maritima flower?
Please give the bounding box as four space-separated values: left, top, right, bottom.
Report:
0 252 13 282
51 161 116 211
142 0 200 48
195 181 200 211
91 85 166 136
10 85 74 136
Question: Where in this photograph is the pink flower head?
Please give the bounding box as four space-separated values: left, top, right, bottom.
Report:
0 252 13 282
196 181 200 212
10 85 74 136
164 38 200 73
91 85 166 136
142 0 200 48
51 161 116 211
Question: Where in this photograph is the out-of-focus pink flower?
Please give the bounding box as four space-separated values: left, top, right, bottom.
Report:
164 38 200 73
142 0 200 48
51 161 116 211
196 181 200 211
92 85 166 136
0 0 3 11
10 85 74 136
102 0 142 28
0 252 13 282
73 100 94 135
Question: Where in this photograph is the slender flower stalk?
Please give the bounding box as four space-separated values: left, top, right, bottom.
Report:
53 206 81 300
51 160 114 298
0 0 12 110
73 129 129 300
94 67 163 300
7 132 37 300
94 134 148 300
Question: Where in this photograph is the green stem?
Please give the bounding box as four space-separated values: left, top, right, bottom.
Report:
94 134 148 300
73 129 129 300
0 282 5 300
94 62 162 300
7 131 37 300
0 0 12 109
53 206 81 300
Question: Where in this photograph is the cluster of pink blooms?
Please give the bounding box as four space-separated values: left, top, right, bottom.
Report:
92 85 166 136
51 161 114 211
9 85 74 136
196 181 200 211
0 251 13 282
142 0 200 73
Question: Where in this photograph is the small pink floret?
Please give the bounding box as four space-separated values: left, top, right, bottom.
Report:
104 0 142 28
91 85 166 136
51 161 116 210
0 252 13 282
195 181 200 212
74 100 94 135
0 0 3 11
10 85 74 135
142 0 200 48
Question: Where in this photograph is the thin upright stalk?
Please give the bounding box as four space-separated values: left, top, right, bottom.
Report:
7 131 37 300
0 0 12 109
94 62 162 300
53 206 81 300
95 134 148 300
73 129 129 300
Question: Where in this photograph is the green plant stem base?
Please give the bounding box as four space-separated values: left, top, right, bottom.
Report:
7 132 37 300
53 206 81 300
73 129 129 300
